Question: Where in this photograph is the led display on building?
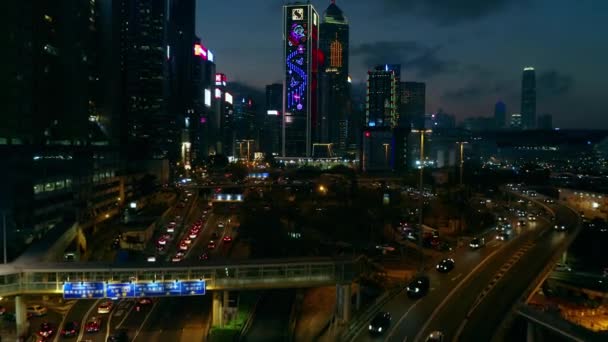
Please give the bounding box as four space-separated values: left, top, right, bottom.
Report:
283 4 319 157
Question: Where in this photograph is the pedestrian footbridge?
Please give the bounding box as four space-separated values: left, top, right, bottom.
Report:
0 257 361 297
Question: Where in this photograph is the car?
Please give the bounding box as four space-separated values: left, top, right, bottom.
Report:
183 237 192 244
222 235 233 243
190 226 201 233
147 256 156 263
528 214 536 221
554 224 567 231
436 258 455 273
207 240 216 249
137 297 153 305
194 219 203 226
38 322 55 338
368 312 391 335
217 222 225 229
518 220 527 226
199 252 209 261
406 275 430 298
497 232 510 240
426 331 445 342
157 238 167 245
179 242 188 251
61 321 79 337
172 252 185 262
177 202 186 208
166 226 175 233
544 198 555 204
0 305 5 315
211 232 219 239
156 245 166 253
107 330 129 342
27 304 47 316
189 232 198 239
85 316 102 333
469 237 485 249
97 301 114 314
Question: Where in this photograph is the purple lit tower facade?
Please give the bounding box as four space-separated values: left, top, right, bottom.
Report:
282 3 320 157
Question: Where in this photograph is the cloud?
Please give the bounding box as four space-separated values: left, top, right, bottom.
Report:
537 70 574 97
442 79 516 101
381 0 530 25
351 41 457 78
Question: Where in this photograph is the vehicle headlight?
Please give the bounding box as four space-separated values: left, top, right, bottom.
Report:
414 287 420 293
378 327 382 332
369 324 373 330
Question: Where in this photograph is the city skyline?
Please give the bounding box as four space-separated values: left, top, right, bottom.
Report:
196 0 608 129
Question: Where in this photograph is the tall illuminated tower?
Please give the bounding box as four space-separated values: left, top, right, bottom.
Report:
282 3 320 157
521 67 536 129
319 0 349 151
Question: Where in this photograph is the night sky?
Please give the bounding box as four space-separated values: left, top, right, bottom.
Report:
196 0 608 128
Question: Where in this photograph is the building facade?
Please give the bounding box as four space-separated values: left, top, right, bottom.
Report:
366 64 400 128
521 67 536 129
319 0 349 152
282 3 320 157
399 82 425 129
494 101 506 129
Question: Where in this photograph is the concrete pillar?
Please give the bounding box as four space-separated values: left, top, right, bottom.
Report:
561 250 568 264
527 321 536 342
341 284 351 323
355 285 361 310
212 292 223 327
15 295 29 340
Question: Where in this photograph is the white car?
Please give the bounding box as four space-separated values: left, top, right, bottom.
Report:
97 301 113 314
166 226 175 233
147 256 156 263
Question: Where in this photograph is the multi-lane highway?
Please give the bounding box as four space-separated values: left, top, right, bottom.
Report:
352 192 577 342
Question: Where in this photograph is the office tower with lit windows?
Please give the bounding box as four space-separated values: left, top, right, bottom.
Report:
399 81 426 129
264 84 283 155
319 0 349 152
521 67 536 129
494 101 507 129
282 3 320 157
366 64 400 128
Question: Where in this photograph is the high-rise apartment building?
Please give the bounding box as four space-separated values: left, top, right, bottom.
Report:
399 82 425 129
521 67 536 129
282 3 320 157
319 0 349 151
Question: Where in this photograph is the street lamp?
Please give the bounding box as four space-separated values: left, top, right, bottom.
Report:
382 143 390 167
456 141 469 186
411 129 432 271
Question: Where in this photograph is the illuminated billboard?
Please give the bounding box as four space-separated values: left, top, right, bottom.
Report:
204 89 211 107
267 110 280 115
285 7 309 114
208 50 214 62
225 92 233 104
194 43 208 60
215 73 227 86
215 88 222 99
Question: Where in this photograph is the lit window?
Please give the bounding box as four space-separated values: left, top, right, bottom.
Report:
34 184 44 194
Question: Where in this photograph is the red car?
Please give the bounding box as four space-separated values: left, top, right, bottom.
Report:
138 297 153 305
222 235 233 243
199 252 209 261
85 316 102 333
207 240 216 249
38 322 55 338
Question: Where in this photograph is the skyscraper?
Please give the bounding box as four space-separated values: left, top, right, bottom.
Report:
399 82 426 129
366 64 400 128
264 84 283 155
282 3 320 157
494 101 506 129
521 67 536 129
510 113 523 129
122 0 173 160
537 114 553 130
319 0 349 151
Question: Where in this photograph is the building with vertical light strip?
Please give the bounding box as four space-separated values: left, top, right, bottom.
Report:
282 3 320 157
521 66 536 129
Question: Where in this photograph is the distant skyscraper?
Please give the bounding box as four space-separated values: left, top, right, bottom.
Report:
283 3 320 157
537 114 553 130
399 82 426 129
521 67 536 129
264 84 283 155
510 113 523 129
366 64 400 128
494 101 506 129
319 0 349 151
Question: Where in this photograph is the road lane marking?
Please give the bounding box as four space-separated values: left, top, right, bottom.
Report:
132 300 159 341
386 301 419 341
116 300 135 329
454 318 468 340
451 273 462 282
77 299 102 341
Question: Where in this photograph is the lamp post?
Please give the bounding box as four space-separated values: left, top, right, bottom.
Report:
456 141 469 186
411 129 432 271
382 143 390 168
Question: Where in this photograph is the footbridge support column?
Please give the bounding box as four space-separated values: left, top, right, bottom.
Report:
212 291 224 327
336 284 352 324
15 295 29 341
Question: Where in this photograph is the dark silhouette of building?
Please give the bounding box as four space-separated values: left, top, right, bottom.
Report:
366 64 400 128
264 84 283 155
282 3 320 157
521 67 536 129
319 0 349 152
537 114 553 130
399 82 426 129
494 101 507 129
